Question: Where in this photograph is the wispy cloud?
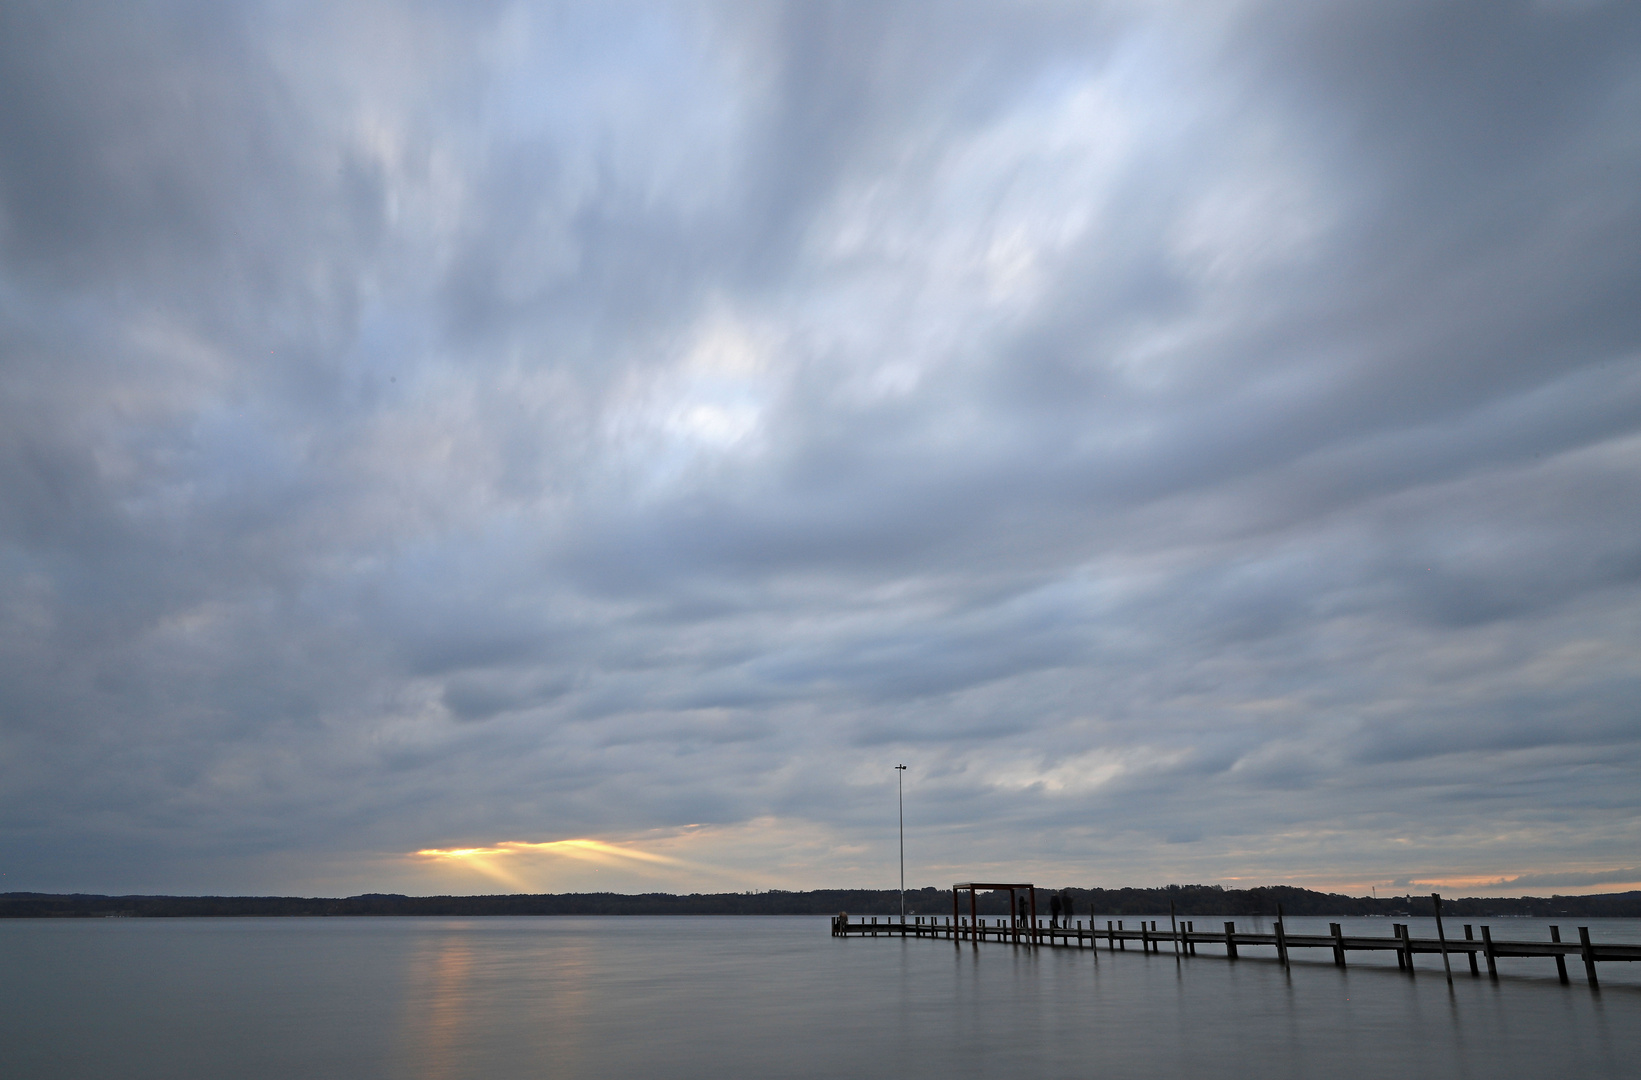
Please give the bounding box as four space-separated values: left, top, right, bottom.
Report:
2 0 1638 896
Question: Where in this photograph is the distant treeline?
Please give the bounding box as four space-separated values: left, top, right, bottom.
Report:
5 885 1641 919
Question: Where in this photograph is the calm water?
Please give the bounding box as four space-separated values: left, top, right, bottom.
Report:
3 915 1638 1079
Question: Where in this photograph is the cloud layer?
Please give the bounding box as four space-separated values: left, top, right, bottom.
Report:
2 0 1639 896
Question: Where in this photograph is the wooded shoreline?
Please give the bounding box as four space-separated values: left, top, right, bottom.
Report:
6 885 1640 919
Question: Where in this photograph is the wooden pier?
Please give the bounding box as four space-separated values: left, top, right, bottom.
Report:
831 888 1641 989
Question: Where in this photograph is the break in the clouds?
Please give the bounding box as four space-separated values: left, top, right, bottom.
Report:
2 0 1639 897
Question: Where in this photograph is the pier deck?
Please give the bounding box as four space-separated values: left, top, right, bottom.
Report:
832 914 1641 988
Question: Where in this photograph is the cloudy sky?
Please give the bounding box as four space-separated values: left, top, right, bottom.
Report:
3 0 1639 899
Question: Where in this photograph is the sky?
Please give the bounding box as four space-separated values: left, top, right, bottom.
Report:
2 0 1639 900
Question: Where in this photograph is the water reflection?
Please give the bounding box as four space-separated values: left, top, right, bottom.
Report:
5 916 1637 1080
401 922 609 1079
406 932 475 1080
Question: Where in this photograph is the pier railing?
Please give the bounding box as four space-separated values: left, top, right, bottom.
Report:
830 913 1640 988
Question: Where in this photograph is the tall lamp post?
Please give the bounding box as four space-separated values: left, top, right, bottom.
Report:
896 764 907 923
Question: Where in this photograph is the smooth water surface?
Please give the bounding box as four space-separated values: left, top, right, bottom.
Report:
3 916 1637 1079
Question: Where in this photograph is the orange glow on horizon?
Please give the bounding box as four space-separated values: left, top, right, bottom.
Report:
1192 872 1641 896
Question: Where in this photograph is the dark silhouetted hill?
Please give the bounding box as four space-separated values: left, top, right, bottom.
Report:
5 885 1640 918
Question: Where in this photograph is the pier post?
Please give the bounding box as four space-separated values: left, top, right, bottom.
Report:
1549 926 1569 984
1394 924 1410 972
1169 900 1180 959
1275 905 1289 968
1432 894 1453 986
1463 926 1479 976
1480 925 1498 979
1330 923 1346 967
1117 920 1125 950
1224 921 1238 960
1578 927 1599 989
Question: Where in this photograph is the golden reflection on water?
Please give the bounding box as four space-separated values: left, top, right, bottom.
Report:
403 926 601 1078
406 935 475 1080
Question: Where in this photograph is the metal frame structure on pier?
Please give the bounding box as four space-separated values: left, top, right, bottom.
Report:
951 883 1037 944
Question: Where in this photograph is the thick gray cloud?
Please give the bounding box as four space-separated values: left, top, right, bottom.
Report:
2 0 1639 896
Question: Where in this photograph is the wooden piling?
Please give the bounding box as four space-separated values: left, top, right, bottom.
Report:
1550 926 1569 984
1224 921 1238 959
1480 925 1498 979
1432 893 1454 986
1330 923 1346 967
1578 927 1599 989
1275 905 1289 968
1463 925 1479 976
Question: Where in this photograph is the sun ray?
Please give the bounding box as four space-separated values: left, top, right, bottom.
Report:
410 836 711 889
498 839 692 867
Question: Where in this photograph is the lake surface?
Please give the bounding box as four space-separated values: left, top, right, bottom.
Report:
4 915 1638 1079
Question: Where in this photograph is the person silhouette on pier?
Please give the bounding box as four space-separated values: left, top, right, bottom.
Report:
1049 894 1062 929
